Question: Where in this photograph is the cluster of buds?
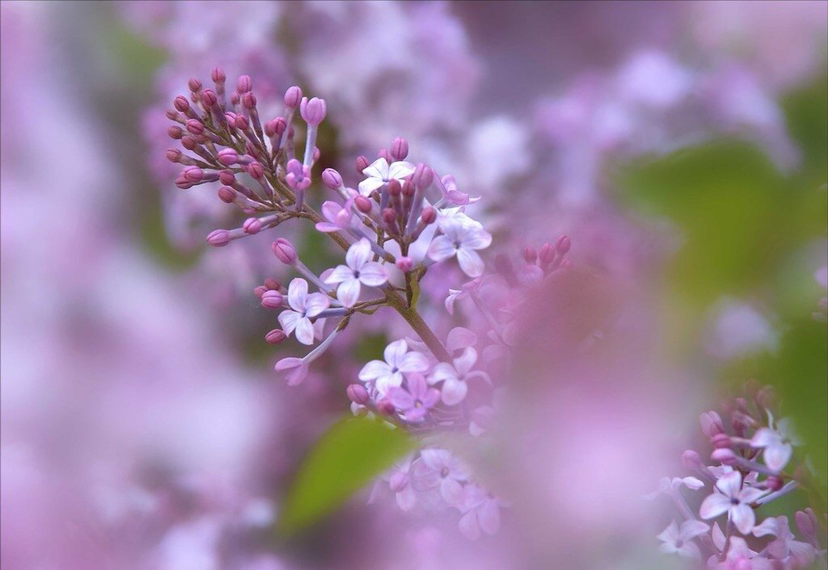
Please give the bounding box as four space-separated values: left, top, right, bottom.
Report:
648 384 826 569
163 70 573 539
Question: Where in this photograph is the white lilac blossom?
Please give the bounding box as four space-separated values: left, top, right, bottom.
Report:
458 484 506 541
429 347 488 406
324 238 388 307
427 219 493 278
358 339 430 396
277 278 330 345
358 157 416 196
650 386 824 568
411 449 471 507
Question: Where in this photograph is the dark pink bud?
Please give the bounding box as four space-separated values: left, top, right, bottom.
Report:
264 278 281 290
402 180 415 197
382 208 397 225
211 66 226 83
765 476 784 492
188 78 202 92
207 229 230 247
560 258 573 270
388 179 401 196
217 148 239 166
356 155 370 174
346 384 369 405
420 206 436 225
165 148 182 163
261 290 284 308
390 137 409 161
795 509 817 537
181 136 198 151
183 167 204 183
175 176 193 189
167 126 184 139
186 119 204 135
418 165 434 190
254 285 268 299
556 235 571 254
681 450 703 471
538 242 555 265
396 257 413 272
217 186 236 203
201 89 217 108
219 170 235 185
376 398 395 416
378 148 391 162
247 161 264 180
523 246 537 263
700 411 725 437
711 433 732 449
265 329 287 344
321 168 342 190
299 96 327 126
271 238 297 264
284 86 302 108
243 217 262 234
242 92 257 109
711 448 738 466
236 75 253 93
354 195 372 213
165 109 179 120
173 95 190 112
756 385 777 409
234 114 250 130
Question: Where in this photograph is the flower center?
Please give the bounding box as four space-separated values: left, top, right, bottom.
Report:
440 467 450 478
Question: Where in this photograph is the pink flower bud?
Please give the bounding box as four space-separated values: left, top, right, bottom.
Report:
254 285 268 298
390 137 409 161
175 176 193 189
700 411 725 437
165 148 182 163
167 125 184 139
211 66 226 83
346 384 369 405
236 75 253 93
396 257 413 272
378 148 391 162
538 242 556 265
207 229 230 247
247 161 264 180
165 109 179 120
711 433 732 448
183 167 204 183
243 217 262 234
174 95 190 112
377 399 395 416
188 78 202 92
217 186 236 203
420 206 436 225
219 170 235 185
795 509 817 538
322 168 342 190
388 179 401 196
217 149 239 166
402 180 415 197
201 89 217 108
284 86 302 108
234 114 250 130
382 208 397 225
181 136 198 150
263 278 281 291
356 155 370 174
261 290 284 309
271 238 297 264
300 97 327 126
765 476 784 491
354 195 372 213
265 329 287 345
556 235 571 254
265 117 286 137
413 164 433 190
242 92 257 109
186 119 204 135
523 246 537 263
711 448 738 465
681 450 703 471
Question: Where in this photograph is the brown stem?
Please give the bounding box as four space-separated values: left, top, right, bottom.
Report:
385 290 451 362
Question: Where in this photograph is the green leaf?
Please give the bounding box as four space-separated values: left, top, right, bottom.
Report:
277 416 414 536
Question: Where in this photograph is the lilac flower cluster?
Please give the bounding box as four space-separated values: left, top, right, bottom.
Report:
163 69 572 538
649 386 826 569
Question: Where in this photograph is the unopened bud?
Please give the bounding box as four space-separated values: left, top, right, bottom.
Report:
420 206 436 225
523 246 537 263
265 329 287 344
217 149 239 166
261 290 284 309
700 411 725 437
346 383 369 405
201 89 217 108
396 257 413 272
356 155 370 174
236 75 253 93
234 114 250 130
271 238 297 264
711 433 732 449
538 242 555 265
681 449 704 471
243 217 262 234
795 509 817 538
284 86 302 109
219 170 235 185
765 476 784 492
173 95 190 112
211 66 226 83
711 448 738 466
206 229 231 247
247 161 264 180
217 186 236 203
390 137 409 161
354 195 372 213
167 125 184 139
556 235 571 254
388 179 401 196
182 167 204 183
264 278 281 290
322 168 343 190
300 97 327 126
165 148 182 163
377 398 395 416
186 119 204 135
188 78 202 92
242 92 257 109
254 285 268 299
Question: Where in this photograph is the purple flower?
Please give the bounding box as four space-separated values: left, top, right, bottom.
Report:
656 520 709 560
358 339 430 396
358 157 415 196
315 199 354 233
412 449 470 507
710 536 773 570
752 515 817 567
387 373 440 423
750 416 799 472
700 471 766 534
323 238 388 307
285 158 311 191
277 278 330 345
427 220 492 278
429 347 489 406
457 484 504 540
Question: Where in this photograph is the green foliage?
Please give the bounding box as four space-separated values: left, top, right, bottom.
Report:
277 416 414 536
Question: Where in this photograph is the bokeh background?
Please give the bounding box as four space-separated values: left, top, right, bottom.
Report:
2 2 826 569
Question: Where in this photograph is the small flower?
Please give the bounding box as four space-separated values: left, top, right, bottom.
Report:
710 537 773 570
644 476 705 500
387 373 440 423
753 515 817 567
285 158 311 191
750 416 799 472
358 157 415 196
277 278 330 345
274 357 308 386
429 347 489 406
427 220 492 278
324 238 388 307
387 458 416 512
458 484 504 540
656 520 709 560
315 199 355 233
358 339 430 395
700 471 767 534
412 449 470 507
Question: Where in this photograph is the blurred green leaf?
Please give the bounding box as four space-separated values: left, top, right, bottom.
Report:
278 416 414 536
780 74 828 184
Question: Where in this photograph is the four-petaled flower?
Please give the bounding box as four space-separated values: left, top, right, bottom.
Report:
700 471 767 534
752 515 817 568
387 373 440 423
429 346 489 406
358 339 430 396
324 238 388 307
457 484 505 541
358 157 415 196
412 449 470 507
656 520 709 560
315 199 355 233
427 220 492 278
750 415 799 472
277 278 330 345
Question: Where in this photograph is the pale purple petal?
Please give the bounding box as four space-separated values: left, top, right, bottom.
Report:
387 387 414 410
441 378 468 406
456 248 484 277
420 449 451 471
398 351 430 374
422 388 441 408
763 443 792 472
277 310 301 336
384 340 409 368
274 357 308 386
731 503 756 534
715 471 742 497
657 521 680 544
700 493 731 520
287 278 308 311
346 238 372 270
357 262 388 287
739 486 767 505
362 157 389 180
294 318 315 345
315 222 341 233
430 362 457 385
427 235 458 262
446 327 477 353
440 477 464 506
358 177 385 196
750 427 780 448
396 486 416 512
324 264 354 285
375 371 404 395
453 347 478 376
358 359 391 381
304 292 331 317
388 160 415 180
336 278 361 308
461 228 492 250
680 520 711 541
406 373 429 398
458 510 480 540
